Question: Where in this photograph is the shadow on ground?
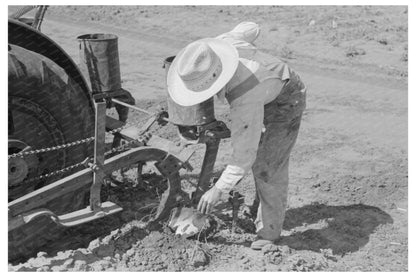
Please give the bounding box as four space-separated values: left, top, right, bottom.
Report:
279 203 393 255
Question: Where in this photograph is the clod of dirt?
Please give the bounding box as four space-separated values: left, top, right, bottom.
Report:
261 244 279 254
284 253 329 271
277 245 292 256
320 248 338 262
265 252 283 265
346 46 366 57
190 244 210 268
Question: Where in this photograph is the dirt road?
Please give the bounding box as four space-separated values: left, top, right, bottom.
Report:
9 6 408 271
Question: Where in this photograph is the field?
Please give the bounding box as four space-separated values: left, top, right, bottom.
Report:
8 5 408 271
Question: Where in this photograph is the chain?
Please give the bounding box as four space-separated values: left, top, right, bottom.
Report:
9 101 160 159
11 104 160 185
7 114 152 160
8 136 95 160
105 132 152 156
17 132 152 186
17 160 86 186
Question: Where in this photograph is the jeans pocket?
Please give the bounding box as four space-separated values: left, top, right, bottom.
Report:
290 88 307 116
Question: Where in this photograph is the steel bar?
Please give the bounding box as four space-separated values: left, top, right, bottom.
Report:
111 98 169 122
8 147 187 216
112 98 153 115
90 101 107 210
192 139 221 204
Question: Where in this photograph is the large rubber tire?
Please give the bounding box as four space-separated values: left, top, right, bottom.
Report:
8 44 95 263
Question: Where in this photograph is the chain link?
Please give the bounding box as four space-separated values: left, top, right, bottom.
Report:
18 160 86 186
8 136 95 160
10 104 160 185
7 114 150 160
17 132 152 186
105 132 152 156
9 104 158 159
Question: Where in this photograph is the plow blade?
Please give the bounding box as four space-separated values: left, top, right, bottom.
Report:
53 201 123 226
9 201 123 231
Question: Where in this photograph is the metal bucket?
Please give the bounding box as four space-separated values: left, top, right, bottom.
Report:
77 34 121 93
163 56 215 126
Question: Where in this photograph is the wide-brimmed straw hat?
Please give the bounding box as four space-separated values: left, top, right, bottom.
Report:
167 38 239 106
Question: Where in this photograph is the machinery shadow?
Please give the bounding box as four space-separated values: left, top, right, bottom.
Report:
279 203 394 255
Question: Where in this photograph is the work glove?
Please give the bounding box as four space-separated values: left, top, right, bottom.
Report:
197 186 225 214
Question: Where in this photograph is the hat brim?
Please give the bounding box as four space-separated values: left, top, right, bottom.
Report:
167 38 239 107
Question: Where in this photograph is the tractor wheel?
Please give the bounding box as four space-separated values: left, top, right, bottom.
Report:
8 44 95 263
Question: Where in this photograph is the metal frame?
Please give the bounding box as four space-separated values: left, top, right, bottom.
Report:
8 101 194 232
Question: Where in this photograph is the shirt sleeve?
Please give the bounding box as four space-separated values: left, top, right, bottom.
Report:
228 99 264 172
215 165 245 193
214 96 264 193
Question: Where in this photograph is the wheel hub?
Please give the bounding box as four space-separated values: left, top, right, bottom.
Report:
8 157 29 185
8 139 39 187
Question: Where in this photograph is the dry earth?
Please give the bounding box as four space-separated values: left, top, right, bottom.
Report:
8 5 408 271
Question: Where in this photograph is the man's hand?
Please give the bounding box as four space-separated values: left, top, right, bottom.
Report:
197 186 224 214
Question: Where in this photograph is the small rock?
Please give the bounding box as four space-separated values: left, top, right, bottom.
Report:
191 248 209 268
97 260 112 270
266 252 283 265
37 251 48 258
262 244 279 254
278 245 291 256
94 244 115 257
51 265 64 272
73 260 87 271
125 248 135 257
312 183 320 188
56 251 70 259
240 257 250 264
72 250 88 261
63 258 74 267
220 255 229 260
36 266 50 272
87 238 100 251
309 20 316 26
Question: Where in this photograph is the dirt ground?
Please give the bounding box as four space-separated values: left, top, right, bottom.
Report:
8 6 408 271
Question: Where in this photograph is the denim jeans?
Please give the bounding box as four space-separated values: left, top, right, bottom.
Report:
252 71 306 240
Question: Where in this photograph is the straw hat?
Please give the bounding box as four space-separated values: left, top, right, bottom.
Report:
167 38 239 106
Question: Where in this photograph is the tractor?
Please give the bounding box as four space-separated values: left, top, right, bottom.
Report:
8 6 231 262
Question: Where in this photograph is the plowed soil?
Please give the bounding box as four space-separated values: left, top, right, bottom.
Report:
8 5 408 272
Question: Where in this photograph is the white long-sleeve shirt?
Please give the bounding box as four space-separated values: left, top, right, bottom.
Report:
214 27 293 193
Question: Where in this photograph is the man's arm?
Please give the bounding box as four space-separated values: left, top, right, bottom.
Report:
198 100 264 214
215 99 264 194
